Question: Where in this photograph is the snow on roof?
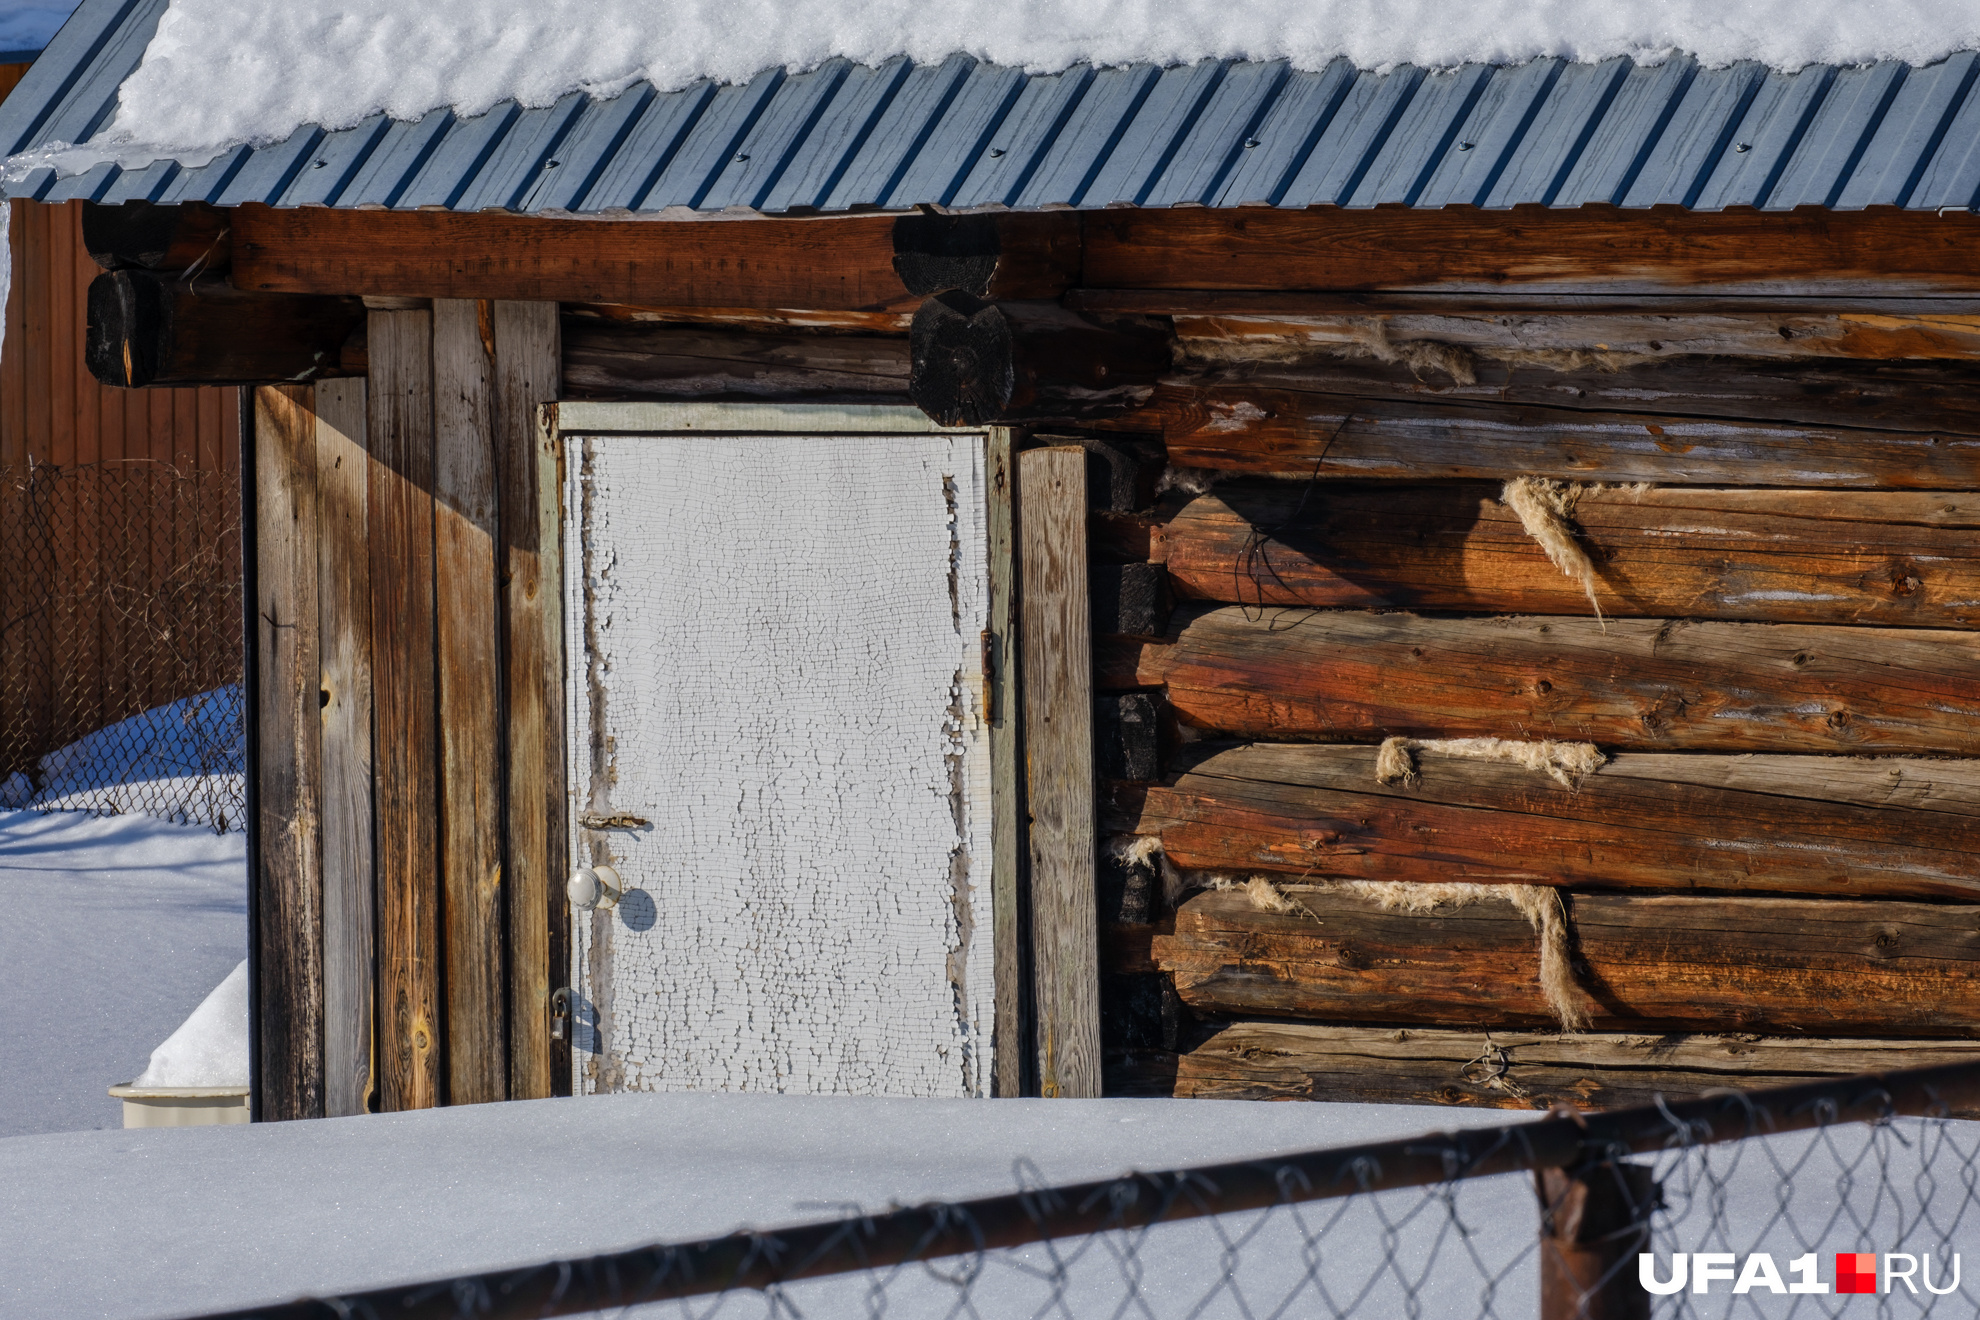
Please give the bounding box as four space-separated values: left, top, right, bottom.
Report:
63 0 1980 166
8 0 1980 213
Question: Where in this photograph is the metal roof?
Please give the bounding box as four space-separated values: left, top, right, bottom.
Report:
7 0 1980 214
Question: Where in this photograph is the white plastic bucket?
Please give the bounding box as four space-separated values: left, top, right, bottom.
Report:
107 1082 249 1128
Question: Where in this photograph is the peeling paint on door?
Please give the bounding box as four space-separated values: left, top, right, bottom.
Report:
565 429 994 1096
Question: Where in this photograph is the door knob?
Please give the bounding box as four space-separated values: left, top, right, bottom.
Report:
568 864 622 911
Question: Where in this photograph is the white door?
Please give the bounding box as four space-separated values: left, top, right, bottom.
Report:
561 404 995 1097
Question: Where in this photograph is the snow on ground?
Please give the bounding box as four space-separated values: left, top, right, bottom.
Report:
45 0 1980 169
0 809 245 1138
1 1090 1972 1320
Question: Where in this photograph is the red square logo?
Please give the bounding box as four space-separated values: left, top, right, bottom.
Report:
1838 1253 1878 1294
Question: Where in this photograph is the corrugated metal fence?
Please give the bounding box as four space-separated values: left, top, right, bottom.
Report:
0 60 246 825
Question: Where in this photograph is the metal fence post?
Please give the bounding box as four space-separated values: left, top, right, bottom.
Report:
1536 1159 1659 1320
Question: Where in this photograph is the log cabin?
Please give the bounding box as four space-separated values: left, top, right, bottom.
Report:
11 0 1980 1120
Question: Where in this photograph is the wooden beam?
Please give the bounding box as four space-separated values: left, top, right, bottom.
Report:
1131 743 1980 901
909 295 1169 425
1083 207 1980 298
562 320 908 401
1165 1022 1980 1115
81 200 231 273
1018 445 1101 1098
368 309 443 1111
1102 608 1980 755
252 383 324 1122
85 270 364 388
233 207 1078 310
986 427 1025 1098
1153 885 1980 1038
1159 485 1980 627
1099 380 1980 487
314 378 374 1119
494 301 565 1101
432 299 506 1106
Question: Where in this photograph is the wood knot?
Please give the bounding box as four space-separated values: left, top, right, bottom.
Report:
1891 567 1922 596
1826 709 1852 730
1335 943 1367 970
1534 679 1553 695
1875 930 1901 950
1791 651 1813 666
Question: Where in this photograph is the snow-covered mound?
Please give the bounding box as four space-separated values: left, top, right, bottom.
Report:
1 685 245 831
83 0 1980 165
131 958 248 1088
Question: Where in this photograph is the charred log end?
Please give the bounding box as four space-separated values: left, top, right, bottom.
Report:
85 270 158 387
87 268 366 389
908 289 1015 426
1097 691 1163 782
1092 562 1173 640
891 212 1001 297
82 200 230 273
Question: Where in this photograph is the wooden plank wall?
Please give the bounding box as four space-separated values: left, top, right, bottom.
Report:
1083 310 1980 1111
0 191 243 780
250 301 564 1117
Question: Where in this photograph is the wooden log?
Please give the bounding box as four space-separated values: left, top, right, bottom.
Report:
1132 743 1980 900
1019 446 1102 1098
1100 383 1980 488
908 295 1170 426
81 200 230 273
1075 289 1980 316
1159 484 1980 627
234 207 1076 309
565 302 912 335
1102 608 1980 755
313 379 375 1119
1170 1022 1980 1114
432 300 506 1106
1190 309 1980 364
561 320 908 401
1154 885 1980 1037
1169 310 1980 364
367 310 443 1112
85 270 365 388
252 384 324 1122
1083 207 1980 298
494 301 565 1102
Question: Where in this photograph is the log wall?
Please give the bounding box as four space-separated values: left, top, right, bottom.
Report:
1073 303 1980 1109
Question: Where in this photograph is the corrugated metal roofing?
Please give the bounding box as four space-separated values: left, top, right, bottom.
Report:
7 0 1980 214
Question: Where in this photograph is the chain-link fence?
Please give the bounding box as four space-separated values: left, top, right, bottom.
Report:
0 459 244 832
194 1060 1980 1320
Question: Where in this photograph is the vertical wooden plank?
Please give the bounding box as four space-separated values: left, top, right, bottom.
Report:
492 300 564 1100
253 384 324 1121
986 427 1028 1097
315 379 375 1118
1017 445 1101 1099
0 201 27 786
432 298 506 1105
368 309 443 1111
